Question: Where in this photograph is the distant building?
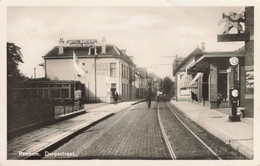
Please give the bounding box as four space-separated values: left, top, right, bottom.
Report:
42 38 136 103
135 67 148 98
148 72 162 93
173 48 204 102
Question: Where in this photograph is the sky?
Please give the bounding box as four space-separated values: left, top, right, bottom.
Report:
7 6 245 79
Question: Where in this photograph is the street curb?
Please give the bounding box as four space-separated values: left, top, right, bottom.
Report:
169 101 253 159
27 113 115 159
55 109 86 121
131 100 146 105
229 140 253 159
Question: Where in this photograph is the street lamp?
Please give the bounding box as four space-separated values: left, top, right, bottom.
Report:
228 57 241 122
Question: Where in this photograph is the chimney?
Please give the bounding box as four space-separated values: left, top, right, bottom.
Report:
128 56 133 61
101 37 106 54
122 49 127 54
58 38 64 55
201 42 205 52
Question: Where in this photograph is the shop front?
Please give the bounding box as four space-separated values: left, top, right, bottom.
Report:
187 50 245 109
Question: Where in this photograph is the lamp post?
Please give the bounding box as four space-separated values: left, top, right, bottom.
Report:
228 57 241 122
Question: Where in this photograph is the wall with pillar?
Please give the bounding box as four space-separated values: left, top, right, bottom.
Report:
209 60 218 109
239 59 246 107
244 6 254 117
198 75 203 103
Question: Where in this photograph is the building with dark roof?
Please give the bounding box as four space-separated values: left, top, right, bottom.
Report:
173 46 250 116
42 38 136 103
173 7 254 118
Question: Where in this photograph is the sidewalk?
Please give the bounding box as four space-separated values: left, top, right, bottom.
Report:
170 100 253 159
7 99 145 159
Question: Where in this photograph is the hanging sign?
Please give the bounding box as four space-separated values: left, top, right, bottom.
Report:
231 89 239 97
229 57 239 66
67 39 97 47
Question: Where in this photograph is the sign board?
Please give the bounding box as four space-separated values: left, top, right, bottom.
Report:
67 39 97 47
246 71 254 88
96 63 109 71
217 33 250 42
231 89 239 97
229 57 239 66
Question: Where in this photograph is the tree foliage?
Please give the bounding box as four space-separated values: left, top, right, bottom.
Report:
162 76 175 95
7 42 26 88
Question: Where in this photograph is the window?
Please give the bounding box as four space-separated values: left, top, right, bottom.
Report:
61 89 69 98
125 66 127 79
122 83 126 99
43 89 48 98
50 89 61 98
38 84 48 88
123 65 125 78
111 83 116 89
110 63 116 77
89 48 96 55
62 84 69 88
122 64 124 78
218 72 228 100
126 66 128 79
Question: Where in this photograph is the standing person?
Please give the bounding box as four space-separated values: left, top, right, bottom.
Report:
114 90 118 105
156 91 160 103
146 86 152 109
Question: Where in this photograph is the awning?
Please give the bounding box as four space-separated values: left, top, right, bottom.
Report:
179 73 193 89
188 73 202 87
186 55 205 71
186 51 245 73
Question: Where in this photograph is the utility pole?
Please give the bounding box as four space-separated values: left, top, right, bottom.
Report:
34 67 36 79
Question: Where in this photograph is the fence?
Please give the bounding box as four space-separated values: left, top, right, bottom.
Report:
54 99 84 118
7 90 84 132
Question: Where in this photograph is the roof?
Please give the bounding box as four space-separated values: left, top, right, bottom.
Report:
186 46 245 73
44 45 120 57
202 46 245 56
173 48 204 76
148 72 161 80
135 67 147 79
43 44 135 66
173 46 246 76
175 57 185 63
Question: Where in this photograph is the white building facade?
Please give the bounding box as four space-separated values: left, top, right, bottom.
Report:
43 38 136 103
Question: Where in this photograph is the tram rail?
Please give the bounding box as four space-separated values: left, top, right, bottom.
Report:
157 101 222 160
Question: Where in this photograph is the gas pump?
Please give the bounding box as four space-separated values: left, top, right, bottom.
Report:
228 57 241 122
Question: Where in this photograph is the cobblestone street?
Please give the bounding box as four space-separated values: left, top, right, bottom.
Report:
44 102 169 159
43 101 247 160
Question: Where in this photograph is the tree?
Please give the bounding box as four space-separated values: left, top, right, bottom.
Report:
162 76 175 96
7 42 28 105
7 42 26 89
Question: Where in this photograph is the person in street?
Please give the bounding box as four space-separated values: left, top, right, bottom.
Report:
156 91 160 103
114 90 118 105
146 86 152 109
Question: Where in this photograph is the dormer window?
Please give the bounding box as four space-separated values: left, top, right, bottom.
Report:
89 47 97 55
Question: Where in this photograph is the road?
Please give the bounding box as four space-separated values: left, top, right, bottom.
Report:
43 101 247 160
